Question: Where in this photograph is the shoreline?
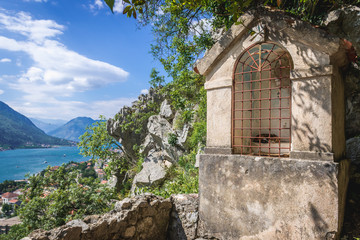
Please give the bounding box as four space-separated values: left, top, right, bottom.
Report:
0 146 89 184
0 144 77 152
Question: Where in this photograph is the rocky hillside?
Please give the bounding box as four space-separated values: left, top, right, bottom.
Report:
107 88 199 193
0 101 73 150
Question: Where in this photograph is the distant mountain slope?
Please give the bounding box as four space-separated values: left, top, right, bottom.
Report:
0 101 73 150
48 117 96 142
30 118 66 133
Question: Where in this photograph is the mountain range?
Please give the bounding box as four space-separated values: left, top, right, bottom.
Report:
30 118 67 134
0 101 74 150
47 117 96 142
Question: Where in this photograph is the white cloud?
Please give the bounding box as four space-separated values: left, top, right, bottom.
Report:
140 89 149 94
10 97 136 120
0 10 64 44
190 18 212 37
0 89 4 95
89 0 105 11
0 9 129 102
113 1 126 13
0 58 11 63
0 9 131 120
88 0 125 14
23 0 48 2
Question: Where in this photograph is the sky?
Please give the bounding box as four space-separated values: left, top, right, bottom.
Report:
0 0 164 122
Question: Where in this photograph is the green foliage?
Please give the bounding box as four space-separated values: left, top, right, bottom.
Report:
18 165 115 231
104 0 115 13
1 203 13 217
78 116 131 177
114 95 160 135
149 68 165 88
167 133 178 147
79 116 119 161
138 150 199 198
0 224 30 240
0 180 27 194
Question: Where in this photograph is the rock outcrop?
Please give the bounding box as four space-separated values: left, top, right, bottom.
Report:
346 137 360 165
107 89 193 193
22 194 172 240
325 6 360 55
107 88 165 162
344 65 360 139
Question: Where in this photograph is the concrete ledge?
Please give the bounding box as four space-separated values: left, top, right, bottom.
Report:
290 151 334 161
290 65 333 80
204 78 232 90
204 147 232 155
198 154 347 240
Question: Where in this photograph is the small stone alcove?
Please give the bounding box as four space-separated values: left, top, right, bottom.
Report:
195 8 350 240
232 42 292 157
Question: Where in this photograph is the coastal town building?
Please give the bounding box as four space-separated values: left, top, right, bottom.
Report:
13 189 23 196
1 192 19 204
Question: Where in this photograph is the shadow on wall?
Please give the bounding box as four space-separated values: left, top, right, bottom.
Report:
217 9 347 153
310 203 329 233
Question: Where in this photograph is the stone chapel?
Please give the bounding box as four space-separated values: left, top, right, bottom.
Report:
195 8 350 240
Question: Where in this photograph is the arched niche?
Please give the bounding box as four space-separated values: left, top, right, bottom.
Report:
232 42 293 157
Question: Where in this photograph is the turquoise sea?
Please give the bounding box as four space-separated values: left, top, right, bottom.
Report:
0 146 91 183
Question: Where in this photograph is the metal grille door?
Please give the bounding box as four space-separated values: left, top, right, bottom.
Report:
232 42 292 157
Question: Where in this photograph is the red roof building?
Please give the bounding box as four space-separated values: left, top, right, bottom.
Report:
8 199 21 205
1 192 19 204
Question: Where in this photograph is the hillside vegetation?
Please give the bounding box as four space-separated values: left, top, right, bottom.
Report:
0 101 73 150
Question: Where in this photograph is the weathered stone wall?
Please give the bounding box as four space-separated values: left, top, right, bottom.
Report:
198 154 349 240
168 194 199 240
21 193 208 240
22 194 172 240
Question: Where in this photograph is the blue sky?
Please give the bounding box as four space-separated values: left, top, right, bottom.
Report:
0 0 164 121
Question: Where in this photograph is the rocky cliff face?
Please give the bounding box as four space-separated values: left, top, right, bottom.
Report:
107 88 194 193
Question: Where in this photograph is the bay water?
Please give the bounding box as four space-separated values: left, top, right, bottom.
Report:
0 146 91 183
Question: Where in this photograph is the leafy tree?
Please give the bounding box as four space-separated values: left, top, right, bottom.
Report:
18 165 115 231
149 68 165 88
0 224 30 240
0 180 26 194
78 116 134 193
79 116 123 162
1 203 13 217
